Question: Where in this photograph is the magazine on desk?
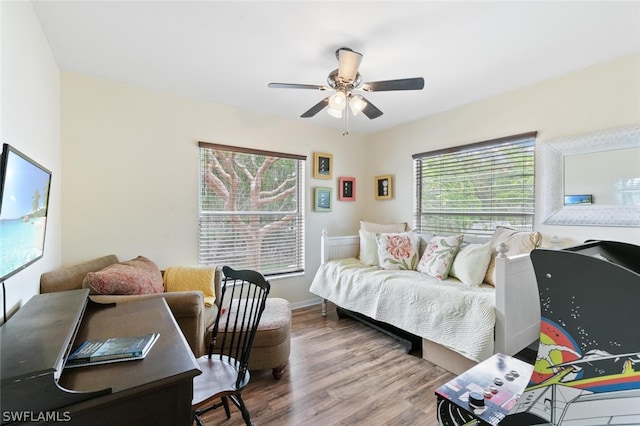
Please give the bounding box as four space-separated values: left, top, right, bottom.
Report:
65 332 160 368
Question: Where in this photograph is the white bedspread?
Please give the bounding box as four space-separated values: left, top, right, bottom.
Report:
309 258 496 362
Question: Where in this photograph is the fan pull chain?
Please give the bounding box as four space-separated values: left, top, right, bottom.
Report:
342 104 349 136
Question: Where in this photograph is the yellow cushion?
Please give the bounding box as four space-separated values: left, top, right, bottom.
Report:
164 266 216 306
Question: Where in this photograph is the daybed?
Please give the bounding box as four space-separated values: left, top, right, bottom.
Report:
310 224 542 374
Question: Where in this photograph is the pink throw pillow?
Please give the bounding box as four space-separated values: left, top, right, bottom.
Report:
83 256 164 295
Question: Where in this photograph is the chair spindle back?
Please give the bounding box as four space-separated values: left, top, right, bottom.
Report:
208 266 270 388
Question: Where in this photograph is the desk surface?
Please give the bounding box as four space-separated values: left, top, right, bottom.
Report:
60 297 200 393
1 292 200 425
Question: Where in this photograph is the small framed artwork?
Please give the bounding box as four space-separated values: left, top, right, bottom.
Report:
338 177 356 201
314 187 332 212
313 152 333 179
375 175 393 200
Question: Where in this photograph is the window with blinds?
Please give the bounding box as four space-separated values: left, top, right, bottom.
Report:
413 132 537 237
198 142 305 276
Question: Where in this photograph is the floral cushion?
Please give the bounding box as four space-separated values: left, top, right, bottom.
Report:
417 235 463 279
83 256 164 295
376 232 420 270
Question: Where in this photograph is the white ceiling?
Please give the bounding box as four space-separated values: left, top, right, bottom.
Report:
32 1 640 135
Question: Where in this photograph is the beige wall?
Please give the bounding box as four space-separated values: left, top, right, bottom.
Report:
364 53 640 247
61 73 367 306
0 2 61 320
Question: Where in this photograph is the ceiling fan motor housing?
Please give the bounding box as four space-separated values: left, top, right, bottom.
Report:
327 69 362 91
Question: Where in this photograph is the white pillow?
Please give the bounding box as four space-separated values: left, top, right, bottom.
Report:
359 230 380 266
449 242 492 286
417 235 463 279
484 227 542 286
360 220 408 233
376 232 420 270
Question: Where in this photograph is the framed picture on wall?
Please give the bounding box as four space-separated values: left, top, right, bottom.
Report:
338 177 356 201
313 152 333 179
375 175 392 200
314 187 332 212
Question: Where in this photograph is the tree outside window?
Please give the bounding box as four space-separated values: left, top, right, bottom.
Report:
199 143 305 276
413 133 536 237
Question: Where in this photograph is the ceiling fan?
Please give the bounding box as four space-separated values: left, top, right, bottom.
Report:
268 47 424 133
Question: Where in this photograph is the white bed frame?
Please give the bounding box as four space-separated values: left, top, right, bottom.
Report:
319 230 541 374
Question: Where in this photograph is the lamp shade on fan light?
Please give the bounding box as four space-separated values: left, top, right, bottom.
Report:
349 95 367 116
328 91 346 110
327 107 343 118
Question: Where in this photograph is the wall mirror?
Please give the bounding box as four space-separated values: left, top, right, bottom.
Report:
539 124 640 226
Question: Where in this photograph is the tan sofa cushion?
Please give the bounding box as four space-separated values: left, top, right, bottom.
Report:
40 255 119 293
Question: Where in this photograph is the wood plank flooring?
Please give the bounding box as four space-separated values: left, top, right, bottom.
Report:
198 302 455 426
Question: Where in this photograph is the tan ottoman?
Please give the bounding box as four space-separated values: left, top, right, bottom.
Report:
207 297 291 379
248 297 291 379
244 297 291 379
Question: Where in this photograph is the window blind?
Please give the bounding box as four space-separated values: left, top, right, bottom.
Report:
413 132 537 237
198 142 306 276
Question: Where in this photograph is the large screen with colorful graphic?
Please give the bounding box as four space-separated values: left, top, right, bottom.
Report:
0 144 52 281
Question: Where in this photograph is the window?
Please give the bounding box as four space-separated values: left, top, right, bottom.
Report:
413 132 536 237
198 142 305 276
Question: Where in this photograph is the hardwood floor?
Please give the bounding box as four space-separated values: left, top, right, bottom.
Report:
198 302 455 426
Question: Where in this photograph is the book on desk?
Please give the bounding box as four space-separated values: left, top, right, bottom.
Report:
65 332 160 368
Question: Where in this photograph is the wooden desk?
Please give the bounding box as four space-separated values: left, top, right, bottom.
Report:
1 291 200 425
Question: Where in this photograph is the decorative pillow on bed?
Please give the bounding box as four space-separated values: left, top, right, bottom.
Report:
449 242 492 286
83 256 164 295
376 232 420 270
359 229 380 266
417 235 463 279
484 226 542 286
359 222 410 266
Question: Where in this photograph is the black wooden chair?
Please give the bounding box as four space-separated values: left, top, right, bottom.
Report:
192 266 270 426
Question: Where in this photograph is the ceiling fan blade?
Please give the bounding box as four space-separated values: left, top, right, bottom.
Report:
360 97 383 119
337 48 363 83
268 82 329 91
301 97 330 118
361 77 425 92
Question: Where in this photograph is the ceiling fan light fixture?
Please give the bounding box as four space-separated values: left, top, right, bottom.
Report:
268 47 424 133
328 91 346 110
327 107 343 119
348 95 367 116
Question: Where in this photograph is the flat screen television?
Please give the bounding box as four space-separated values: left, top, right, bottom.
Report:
0 144 52 281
